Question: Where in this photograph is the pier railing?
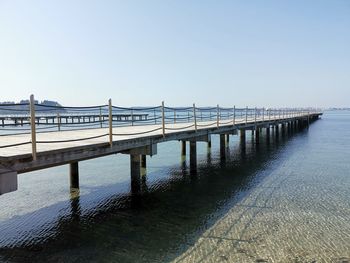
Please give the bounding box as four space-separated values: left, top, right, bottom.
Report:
0 95 321 160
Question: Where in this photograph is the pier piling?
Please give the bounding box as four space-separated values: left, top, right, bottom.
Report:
70 162 79 189
220 134 226 159
181 141 186 156
0 169 18 195
141 155 147 168
190 141 197 173
130 154 141 193
240 129 246 141
255 127 260 143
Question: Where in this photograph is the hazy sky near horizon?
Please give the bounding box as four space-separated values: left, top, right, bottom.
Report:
0 0 349 107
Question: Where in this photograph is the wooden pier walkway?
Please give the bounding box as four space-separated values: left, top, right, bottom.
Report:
0 96 322 195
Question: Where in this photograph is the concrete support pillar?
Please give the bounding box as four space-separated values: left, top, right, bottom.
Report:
281 123 286 135
226 134 229 144
255 127 260 143
181 141 186 156
141 155 146 168
190 141 197 173
298 120 302 129
220 134 226 159
70 162 79 189
208 140 212 148
0 169 18 195
130 154 141 193
266 127 270 143
275 125 279 136
240 129 246 141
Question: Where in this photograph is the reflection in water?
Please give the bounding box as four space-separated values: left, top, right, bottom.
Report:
141 172 148 194
70 189 81 223
0 113 349 262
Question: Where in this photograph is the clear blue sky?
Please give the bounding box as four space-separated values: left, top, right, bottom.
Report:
0 0 349 107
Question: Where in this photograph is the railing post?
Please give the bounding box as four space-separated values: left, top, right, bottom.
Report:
153 109 156 124
30 94 37 161
57 112 61 131
216 104 220 128
268 109 271 120
108 99 113 147
161 101 165 137
262 107 265 121
245 106 248 124
99 106 102 128
174 109 176 123
233 105 236 125
254 107 257 124
131 108 134 126
193 103 197 132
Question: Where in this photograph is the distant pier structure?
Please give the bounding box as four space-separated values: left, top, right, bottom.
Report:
0 95 322 195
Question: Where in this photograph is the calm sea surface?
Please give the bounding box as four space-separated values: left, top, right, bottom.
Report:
0 111 349 262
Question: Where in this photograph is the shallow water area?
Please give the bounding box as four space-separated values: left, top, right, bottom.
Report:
0 111 349 262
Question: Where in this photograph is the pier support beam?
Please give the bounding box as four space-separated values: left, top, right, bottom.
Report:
240 129 246 141
181 141 186 156
281 123 286 136
288 122 292 133
220 134 226 159
275 125 279 137
298 120 302 129
141 155 147 168
208 140 211 148
70 162 79 189
122 144 157 193
0 168 17 195
190 141 197 173
226 134 229 144
130 154 141 193
255 127 260 143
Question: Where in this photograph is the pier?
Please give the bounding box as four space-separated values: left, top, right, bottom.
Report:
0 96 322 195
0 113 149 127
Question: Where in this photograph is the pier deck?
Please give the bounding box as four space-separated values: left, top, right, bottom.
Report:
0 113 320 170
